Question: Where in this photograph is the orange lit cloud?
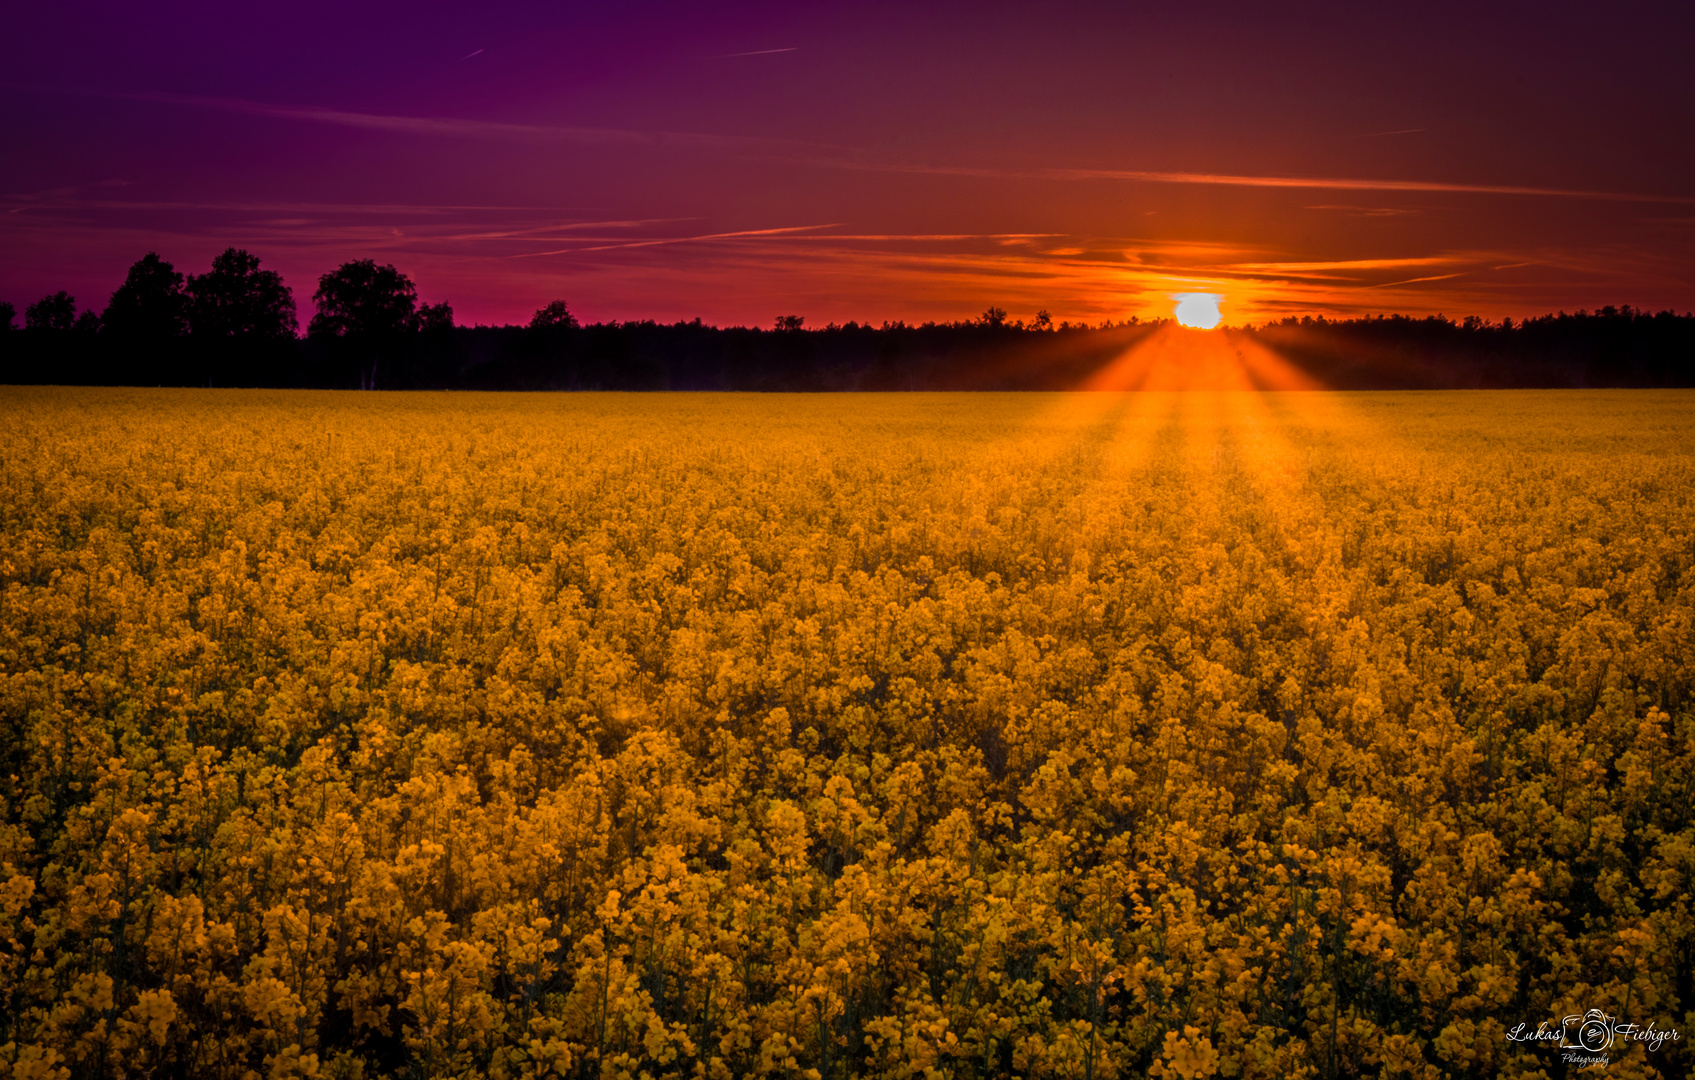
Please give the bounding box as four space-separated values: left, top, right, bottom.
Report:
1 198 1685 328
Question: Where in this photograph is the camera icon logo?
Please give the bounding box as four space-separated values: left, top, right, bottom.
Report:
1561 1009 1617 1053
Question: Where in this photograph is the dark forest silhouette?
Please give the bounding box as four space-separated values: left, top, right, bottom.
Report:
3 251 1692 390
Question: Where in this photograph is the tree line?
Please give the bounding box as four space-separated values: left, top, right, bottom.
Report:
0 251 453 390
3 250 1693 389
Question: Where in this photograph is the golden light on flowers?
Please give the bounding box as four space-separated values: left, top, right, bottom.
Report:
1173 291 1224 329
3 387 1692 1080
1079 322 1320 391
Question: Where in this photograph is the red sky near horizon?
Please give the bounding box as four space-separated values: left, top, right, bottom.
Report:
3 0 1692 329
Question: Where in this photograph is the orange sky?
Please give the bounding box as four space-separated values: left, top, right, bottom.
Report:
4 1 1691 327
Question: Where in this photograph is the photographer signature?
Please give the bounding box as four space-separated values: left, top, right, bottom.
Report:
1506 1008 1681 1057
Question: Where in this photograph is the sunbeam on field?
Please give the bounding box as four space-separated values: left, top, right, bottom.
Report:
1079 322 1322 391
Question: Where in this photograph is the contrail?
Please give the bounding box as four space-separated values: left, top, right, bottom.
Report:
1366 272 1467 289
514 223 844 257
719 47 799 57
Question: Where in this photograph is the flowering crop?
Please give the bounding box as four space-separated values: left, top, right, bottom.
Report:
0 387 1690 1079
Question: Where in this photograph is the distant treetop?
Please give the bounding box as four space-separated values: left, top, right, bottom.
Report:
102 252 187 342
531 300 579 331
188 248 297 340
309 260 418 340
25 291 78 333
418 301 455 334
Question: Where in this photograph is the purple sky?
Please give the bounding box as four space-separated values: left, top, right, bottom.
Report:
4 0 1692 327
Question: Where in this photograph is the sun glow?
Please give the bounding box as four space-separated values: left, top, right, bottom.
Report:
1079 323 1321 392
1173 292 1224 329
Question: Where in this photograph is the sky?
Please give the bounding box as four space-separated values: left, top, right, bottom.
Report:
3 0 1693 328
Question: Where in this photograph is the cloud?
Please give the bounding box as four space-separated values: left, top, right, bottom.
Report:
1365 272 1467 289
511 228 1079 256
1305 204 1421 217
124 92 808 153
3 182 1682 327
96 91 1695 206
2 196 607 217
1226 256 1456 274
821 160 1695 205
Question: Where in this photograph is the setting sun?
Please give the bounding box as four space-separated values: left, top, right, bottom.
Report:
1174 292 1224 329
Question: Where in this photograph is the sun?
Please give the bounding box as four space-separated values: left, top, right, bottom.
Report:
1173 292 1224 329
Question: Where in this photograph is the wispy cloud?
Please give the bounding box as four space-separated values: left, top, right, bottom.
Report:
4 181 1682 327
819 160 1695 204
432 219 689 242
516 223 845 256
779 233 1062 242
1227 256 1455 274
124 91 807 152
2 196 607 216
1366 272 1467 289
5 178 132 212
1305 204 1421 217
97 90 1695 206
1047 168 1680 202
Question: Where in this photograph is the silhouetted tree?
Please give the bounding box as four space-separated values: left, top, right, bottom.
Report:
418 301 453 333
103 253 187 340
187 248 296 341
530 300 578 330
1032 309 1053 331
0 301 14 382
101 253 187 382
980 306 1008 328
309 260 418 389
774 315 805 331
26 292 77 332
19 292 101 381
478 301 576 389
182 248 297 385
405 301 462 387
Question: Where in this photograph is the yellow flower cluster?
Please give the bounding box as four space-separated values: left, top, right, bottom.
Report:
0 387 1690 1079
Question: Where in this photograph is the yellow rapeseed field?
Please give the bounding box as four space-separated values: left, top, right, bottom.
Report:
0 387 1691 1079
